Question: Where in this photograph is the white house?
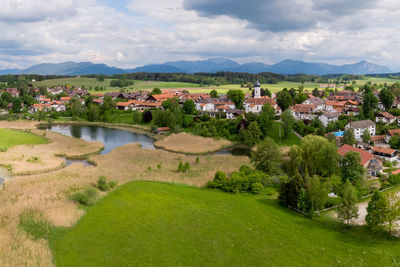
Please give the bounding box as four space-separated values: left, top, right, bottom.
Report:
345 120 376 139
376 112 396 124
318 112 340 127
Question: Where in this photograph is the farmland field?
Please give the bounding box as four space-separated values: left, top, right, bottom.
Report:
33 76 400 95
0 128 48 148
50 181 400 267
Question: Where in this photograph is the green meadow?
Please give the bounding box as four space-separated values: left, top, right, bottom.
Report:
33 76 400 95
0 128 47 148
50 181 400 267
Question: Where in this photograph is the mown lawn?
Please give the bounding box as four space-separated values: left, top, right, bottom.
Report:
0 128 48 148
50 181 400 267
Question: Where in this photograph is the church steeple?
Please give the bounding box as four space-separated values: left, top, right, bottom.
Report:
254 78 261 98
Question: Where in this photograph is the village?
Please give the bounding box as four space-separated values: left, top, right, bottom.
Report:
2 79 400 180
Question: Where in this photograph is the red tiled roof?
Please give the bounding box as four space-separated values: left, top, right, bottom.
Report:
370 135 385 142
392 169 400 175
117 101 132 107
371 146 396 155
337 144 374 166
388 129 400 137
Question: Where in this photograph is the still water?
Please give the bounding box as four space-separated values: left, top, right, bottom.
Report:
47 124 155 154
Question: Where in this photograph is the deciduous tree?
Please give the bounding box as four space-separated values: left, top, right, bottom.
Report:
336 180 359 225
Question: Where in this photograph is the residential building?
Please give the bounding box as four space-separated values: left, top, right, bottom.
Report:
318 112 340 127
337 144 382 176
345 120 376 139
385 129 400 143
376 112 396 124
370 146 398 162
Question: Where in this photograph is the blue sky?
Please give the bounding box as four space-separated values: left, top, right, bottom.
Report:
0 0 399 70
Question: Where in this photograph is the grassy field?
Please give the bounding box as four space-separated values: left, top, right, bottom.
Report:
0 128 47 148
154 132 232 154
50 181 400 266
33 76 400 95
34 78 202 93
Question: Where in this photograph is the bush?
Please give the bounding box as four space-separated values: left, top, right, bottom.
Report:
0 147 7 152
178 162 190 172
70 187 99 205
251 182 263 194
96 176 118 192
209 165 270 194
383 161 392 168
388 174 400 186
26 156 41 164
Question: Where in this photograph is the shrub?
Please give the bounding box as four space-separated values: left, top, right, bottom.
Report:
70 187 99 205
209 165 270 194
97 176 109 191
178 162 184 172
26 156 41 164
96 176 118 192
388 174 400 186
383 161 392 168
213 171 227 188
0 147 7 152
251 182 263 194
178 162 190 172
183 162 190 172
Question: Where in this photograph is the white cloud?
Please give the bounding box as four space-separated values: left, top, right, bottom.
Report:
0 0 399 70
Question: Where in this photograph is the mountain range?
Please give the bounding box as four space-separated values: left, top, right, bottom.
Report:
0 58 392 76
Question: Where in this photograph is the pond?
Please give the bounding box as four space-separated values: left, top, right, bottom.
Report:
47 124 155 154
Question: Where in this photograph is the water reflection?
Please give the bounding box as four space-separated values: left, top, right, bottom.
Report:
48 125 155 154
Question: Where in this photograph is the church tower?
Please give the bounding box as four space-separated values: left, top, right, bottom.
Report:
254 78 261 98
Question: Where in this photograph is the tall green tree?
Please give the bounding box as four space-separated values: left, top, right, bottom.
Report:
210 89 218 98
251 137 282 175
341 129 356 146
305 175 328 215
362 92 378 119
256 103 275 136
366 190 389 229
182 99 195 114
227 90 245 109
341 151 365 186
287 135 339 178
389 134 400 149
336 180 359 225
151 87 162 95
276 91 292 111
362 129 371 143
241 121 262 147
281 110 295 139
379 88 394 110
386 192 400 234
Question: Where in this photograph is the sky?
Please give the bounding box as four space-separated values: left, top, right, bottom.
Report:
1 0 400 70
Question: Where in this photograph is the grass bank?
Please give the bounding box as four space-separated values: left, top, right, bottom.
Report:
50 181 400 267
0 128 48 149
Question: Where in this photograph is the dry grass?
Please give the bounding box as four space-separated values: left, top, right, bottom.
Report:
0 122 249 266
154 132 232 154
0 130 103 175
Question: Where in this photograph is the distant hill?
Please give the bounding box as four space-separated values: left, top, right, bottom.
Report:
0 62 127 76
128 64 185 73
164 58 241 73
0 58 392 75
